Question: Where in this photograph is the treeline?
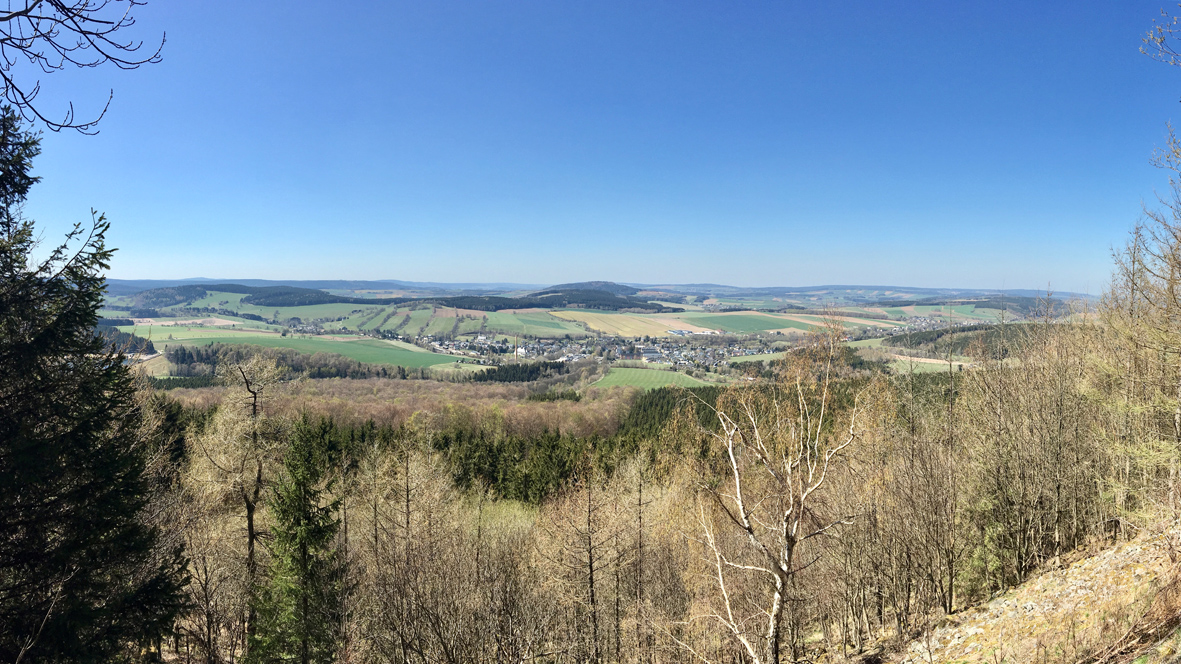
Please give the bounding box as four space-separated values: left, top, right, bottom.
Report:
95 318 156 354
880 322 996 347
133 284 209 308
102 328 156 355
472 360 570 383
881 323 1028 358
165 343 409 380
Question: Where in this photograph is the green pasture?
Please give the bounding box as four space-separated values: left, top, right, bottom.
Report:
379 311 409 331
516 312 587 336
358 306 396 331
457 317 486 335
847 337 885 348
145 331 458 369
593 367 709 390
402 308 434 336
484 311 586 337
424 315 457 337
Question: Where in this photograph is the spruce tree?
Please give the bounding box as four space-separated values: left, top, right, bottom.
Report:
247 416 344 664
0 108 186 661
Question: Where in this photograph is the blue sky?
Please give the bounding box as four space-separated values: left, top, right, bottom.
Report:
20 1 1181 291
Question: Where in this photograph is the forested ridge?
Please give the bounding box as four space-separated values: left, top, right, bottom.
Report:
127 283 684 313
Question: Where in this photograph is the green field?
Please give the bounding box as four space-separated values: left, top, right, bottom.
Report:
401 308 434 336
423 315 457 337
457 317 486 334
593 367 709 390
847 337 885 348
380 311 409 331
124 326 458 368
483 311 587 337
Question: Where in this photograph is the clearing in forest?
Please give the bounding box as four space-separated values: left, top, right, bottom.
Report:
592 367 709 390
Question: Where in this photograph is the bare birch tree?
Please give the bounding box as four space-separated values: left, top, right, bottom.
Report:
685 321 875 664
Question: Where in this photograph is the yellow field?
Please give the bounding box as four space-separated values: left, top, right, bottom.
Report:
550 311 682 337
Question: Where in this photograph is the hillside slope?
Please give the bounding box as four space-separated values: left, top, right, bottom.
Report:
896 533 1181 664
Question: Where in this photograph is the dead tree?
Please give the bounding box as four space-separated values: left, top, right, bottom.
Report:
685 321 872 664
0 1 163 131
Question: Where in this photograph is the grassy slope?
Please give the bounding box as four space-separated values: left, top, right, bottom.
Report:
592 367 708 390
129 325 458 368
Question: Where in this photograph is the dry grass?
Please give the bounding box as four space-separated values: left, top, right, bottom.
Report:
892 532 1181 664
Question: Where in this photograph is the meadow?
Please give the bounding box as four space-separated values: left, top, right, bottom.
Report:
122 325 460 369
484 310 588 337
592 367 709 390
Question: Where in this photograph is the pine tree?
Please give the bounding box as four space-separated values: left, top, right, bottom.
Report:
0 107 186 662
247 416 344 664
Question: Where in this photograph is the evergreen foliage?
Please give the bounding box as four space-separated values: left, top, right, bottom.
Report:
0 108 185 663
246 417 344 664
472 360 570 383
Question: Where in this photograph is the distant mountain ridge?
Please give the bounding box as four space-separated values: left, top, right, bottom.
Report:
106 278 1095 301
104 278 545 297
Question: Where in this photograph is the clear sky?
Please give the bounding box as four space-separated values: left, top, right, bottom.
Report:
20 1 1181 292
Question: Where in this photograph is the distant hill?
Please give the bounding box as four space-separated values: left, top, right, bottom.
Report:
120 283 683 313
105 278 545 297
108 278 1096 306
537 281 639 296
